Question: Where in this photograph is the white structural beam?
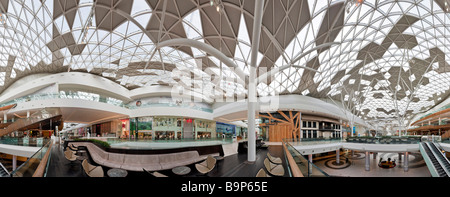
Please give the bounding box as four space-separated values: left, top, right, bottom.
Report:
247 0 265 162
257 42 339 84
154 38 247 86
257 64 320 84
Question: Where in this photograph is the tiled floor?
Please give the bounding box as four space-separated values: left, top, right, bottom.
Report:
312 150 432 177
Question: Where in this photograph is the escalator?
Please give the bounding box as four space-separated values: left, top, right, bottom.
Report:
0 108 62 137
0 162 9 177
419 142 450 177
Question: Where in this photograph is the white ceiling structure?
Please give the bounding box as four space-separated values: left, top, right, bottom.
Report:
0 0 448 124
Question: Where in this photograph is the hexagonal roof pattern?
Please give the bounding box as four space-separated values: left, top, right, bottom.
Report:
0 0 448 122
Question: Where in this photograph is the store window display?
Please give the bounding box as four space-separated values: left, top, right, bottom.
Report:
195 119 216 139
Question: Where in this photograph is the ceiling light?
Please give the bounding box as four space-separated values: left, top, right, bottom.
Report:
346 0 363 13
0 13 6 25
356 0 364 6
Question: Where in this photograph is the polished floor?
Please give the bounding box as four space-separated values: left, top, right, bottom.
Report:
46 142 288 177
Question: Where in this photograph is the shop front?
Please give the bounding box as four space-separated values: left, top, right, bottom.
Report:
195 119 216 139
124 116 218 141
153 117 182 140
216 122 236 139
137 117 153 139
236 126 248 140
92 119 124 137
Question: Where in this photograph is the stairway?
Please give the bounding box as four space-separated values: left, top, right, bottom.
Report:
0 108 61 137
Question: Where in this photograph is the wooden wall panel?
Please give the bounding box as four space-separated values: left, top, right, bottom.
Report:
262 111 301 142
268 124 294 142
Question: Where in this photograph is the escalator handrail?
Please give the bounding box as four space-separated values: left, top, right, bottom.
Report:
420 142 443 177
427 142 450 176
0 162 10 177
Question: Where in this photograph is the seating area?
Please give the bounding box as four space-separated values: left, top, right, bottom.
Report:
195 155 216 175
257 151 285 177
64 149 78 162
69 142 213 172
267 152 282 164
82 159 104 177
256 168 271 177
46 140 287 177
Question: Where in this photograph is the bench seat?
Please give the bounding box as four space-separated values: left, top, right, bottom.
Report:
69 142 210 172
122 154 162 171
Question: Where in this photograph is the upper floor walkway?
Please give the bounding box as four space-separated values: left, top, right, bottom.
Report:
288 136 450 155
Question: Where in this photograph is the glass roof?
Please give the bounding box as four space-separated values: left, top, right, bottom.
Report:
0 0 448 123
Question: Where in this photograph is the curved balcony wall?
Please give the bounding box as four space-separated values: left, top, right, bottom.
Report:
0 92 214 122
0 72 131 104
213 95 367 127
0 72 365 126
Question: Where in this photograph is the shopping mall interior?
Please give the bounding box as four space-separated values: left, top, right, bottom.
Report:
0 1 450 188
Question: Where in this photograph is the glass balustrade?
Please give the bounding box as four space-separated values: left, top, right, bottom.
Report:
282 139 329 177
345 136 421 144
0 137 50 147
286 138 344 147
105 137 233 150
10 140 52 177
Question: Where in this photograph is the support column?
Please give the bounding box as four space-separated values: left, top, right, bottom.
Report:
247 102 256 162
404 152 409 172
12 155 17 171
336 149 340 164
365 151 370 171
308 154 313 175
247 0 264 163
350 123 354 137
398 153 402 161
27 110 30 118
3 113 6 123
